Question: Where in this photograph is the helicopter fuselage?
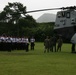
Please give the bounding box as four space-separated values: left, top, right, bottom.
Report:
54 9 76 43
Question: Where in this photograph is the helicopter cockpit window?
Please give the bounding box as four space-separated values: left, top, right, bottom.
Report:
66 12 70 18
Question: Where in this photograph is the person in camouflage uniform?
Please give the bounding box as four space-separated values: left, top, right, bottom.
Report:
52 35 57 52
44 36 50 53
49 36 53 52
57 36 63 52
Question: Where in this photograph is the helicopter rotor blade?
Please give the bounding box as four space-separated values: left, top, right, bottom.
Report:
26 8 62 13
26 6 76 13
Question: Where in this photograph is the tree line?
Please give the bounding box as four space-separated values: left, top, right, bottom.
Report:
0 2 54 41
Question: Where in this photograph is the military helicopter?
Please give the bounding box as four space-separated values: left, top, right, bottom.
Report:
26 6 76 44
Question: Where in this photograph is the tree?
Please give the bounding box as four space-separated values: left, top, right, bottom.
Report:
0 2 26 24
18 15 37 36
18 15 37 28
0 2 37 37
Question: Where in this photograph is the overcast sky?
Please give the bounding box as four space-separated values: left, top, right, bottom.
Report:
0 0 76 19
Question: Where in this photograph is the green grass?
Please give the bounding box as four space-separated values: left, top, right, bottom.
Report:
0 42 76 75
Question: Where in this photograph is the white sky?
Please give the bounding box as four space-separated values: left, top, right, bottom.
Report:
0 0 76 19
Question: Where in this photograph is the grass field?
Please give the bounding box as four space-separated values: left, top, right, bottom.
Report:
0 42 76 75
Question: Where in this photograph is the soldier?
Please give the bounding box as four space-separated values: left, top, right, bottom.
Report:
57 36 63 52
52 35 57 52
44 36 50 53
49 36 53 52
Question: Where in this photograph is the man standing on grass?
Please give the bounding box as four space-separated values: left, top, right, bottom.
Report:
49 36 53 52
52 35 57 52
25 37 29 52
44 36 50 53
57 36 63 52
30 36 35 50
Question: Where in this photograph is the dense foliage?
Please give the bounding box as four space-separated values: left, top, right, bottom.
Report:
35 22 54 41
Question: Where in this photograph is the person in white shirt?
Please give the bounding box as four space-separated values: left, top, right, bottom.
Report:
25 37 29 52
30 36 35 50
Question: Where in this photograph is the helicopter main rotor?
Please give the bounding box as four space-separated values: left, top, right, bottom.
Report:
26 6 76 13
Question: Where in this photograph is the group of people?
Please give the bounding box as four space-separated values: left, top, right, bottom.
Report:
44 35 63 53
0 35 35 52
0 34 63 53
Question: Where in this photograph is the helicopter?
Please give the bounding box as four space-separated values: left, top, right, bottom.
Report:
26 6 76 44
54 6 76 43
